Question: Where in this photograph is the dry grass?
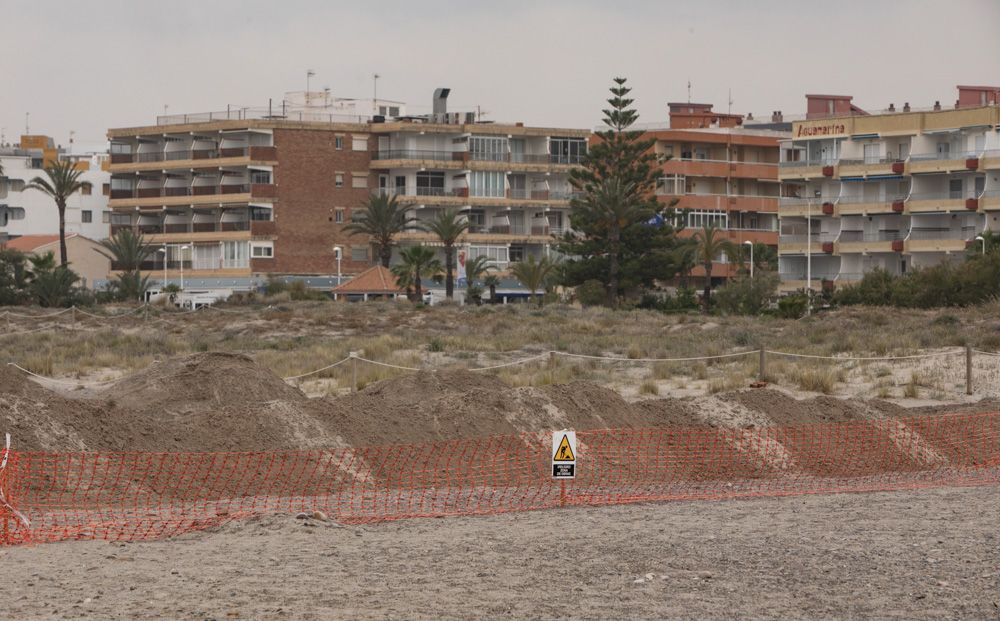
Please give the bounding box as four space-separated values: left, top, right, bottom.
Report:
2 299 997 401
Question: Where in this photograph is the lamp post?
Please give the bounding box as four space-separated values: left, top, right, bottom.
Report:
179 245 189 290
158 246 167 288
334 246 342 286
975 235 986 255
743 240 754 279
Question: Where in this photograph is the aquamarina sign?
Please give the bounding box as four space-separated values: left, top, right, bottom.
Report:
796 123 847 137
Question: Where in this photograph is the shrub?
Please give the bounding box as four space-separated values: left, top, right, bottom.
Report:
776 292 809 319
639 380 659 395
265 277 288 296
713 272 779 316
576 280 606 307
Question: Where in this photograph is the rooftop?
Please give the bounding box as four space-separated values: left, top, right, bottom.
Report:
331 265 403 295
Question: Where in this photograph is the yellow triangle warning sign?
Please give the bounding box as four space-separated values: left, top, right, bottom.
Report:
553 434 575 462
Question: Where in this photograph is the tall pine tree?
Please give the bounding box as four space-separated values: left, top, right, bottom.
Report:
557 77 682 307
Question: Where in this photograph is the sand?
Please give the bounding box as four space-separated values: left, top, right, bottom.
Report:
2 486 997 620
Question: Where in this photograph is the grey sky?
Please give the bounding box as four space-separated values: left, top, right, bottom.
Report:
2 0 999 149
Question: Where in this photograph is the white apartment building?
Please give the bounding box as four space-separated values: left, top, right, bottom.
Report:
0 135 111 243
778 87 1000 291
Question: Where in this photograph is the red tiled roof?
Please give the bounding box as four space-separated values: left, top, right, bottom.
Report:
1 234 77 253
331 265 403 294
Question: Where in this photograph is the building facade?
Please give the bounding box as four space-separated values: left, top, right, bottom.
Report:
106 90 587 292
0 135 111 242
778 86 1000 292
641 103 787 285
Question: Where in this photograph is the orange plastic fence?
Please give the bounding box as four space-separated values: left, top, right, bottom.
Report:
2 412 1000 545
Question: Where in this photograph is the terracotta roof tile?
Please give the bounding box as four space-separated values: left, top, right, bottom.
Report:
331 265 404 294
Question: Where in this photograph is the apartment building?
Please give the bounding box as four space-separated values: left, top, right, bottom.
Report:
106 89 587 292
374 89 588 271
778 86 1000 292
641 102 788 285
0 135 111 243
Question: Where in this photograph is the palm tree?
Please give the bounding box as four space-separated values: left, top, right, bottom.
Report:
483 273 501 304
511 255 558 307
391 245 442 301
674 238 698 289
97 229 154 301
571 178 639 307
343 193 414 268
421 209 468 298
27 159 92 267
692 225 736 314
462 254 493 305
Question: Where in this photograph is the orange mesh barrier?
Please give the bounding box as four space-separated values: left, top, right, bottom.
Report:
2 413 999 545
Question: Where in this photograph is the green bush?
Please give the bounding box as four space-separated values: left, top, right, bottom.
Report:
575 279 606 307
713 271 779 316
287 280 327 301
777 292 809 319
636 287 699 313
265 277 288 296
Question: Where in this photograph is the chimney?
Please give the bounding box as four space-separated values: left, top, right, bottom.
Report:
888 103 895 112
933 100 941 111
746 112 754 121
432 88 450 116
903 102 910 112
955 99 960 109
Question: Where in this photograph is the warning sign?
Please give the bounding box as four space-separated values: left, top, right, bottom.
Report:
551 431 577 479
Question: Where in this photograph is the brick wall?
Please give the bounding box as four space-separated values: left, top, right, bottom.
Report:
263 127 373 275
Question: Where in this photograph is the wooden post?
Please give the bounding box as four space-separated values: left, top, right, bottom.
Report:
350 351 358 393
966 345 973 396
549 350 556 369
758 347 767 381
71 306 76 325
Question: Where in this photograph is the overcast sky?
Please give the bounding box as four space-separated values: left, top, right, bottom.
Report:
2 0 998 149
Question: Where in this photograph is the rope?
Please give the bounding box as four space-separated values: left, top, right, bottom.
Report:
5 363 122 387
469 353 550 371
3 307 74 319
354 356 423 371
972 349 1000 357
766 349 962 362
0 326 57 338
553 350 756 363
72 306 145 320
282 357 351 380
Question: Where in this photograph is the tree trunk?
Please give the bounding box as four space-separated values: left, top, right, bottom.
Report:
489 284 496 304
444 244 454 298
58 201 68 267
414 271 422 300
607 227 620 308
702 262 713 314
380 244 392 268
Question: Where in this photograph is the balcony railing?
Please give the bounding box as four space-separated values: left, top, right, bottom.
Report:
374 149 584 165
373 149 456 162
779 234 836 244
110 147 273 164
111 222 252 236
907 227 977 241
109 184 271 199
909 150 981 161
780 159 837 167
838 157 902 166
838 230 904 242
907 190 980 201
779 272 840 281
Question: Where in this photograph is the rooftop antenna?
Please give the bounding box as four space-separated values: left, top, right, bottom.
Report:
69 130 75 145
25 112 29 135
728 88 734 114
687 79 691 104
306 69 315 105
373 73 380 112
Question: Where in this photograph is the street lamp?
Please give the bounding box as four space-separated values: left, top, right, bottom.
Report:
179 245 189 290
157 246 167 288
743 240 754 279
975 235 986 255
333 246 342 286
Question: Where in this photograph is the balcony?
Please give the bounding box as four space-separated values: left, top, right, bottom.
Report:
906 191 975 214
658 192 780 213
108 184 275 207
661 158 778 180
836 194 909 216
905 227 976 253
836 157 905 178
778 159 835 180
908 150 982 174
108 146 277 171
777 233 837 255
837 230 904 254
372 149 583 169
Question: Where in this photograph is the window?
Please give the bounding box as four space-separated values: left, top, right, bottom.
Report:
468 245 510 266
949 178 964 199
470 171 505 197
110 213 131 225
250 170 271 185
351 174 368 189
352 136 368 151
222 241 249 269
250 207 272 221
863 143 880 164
660 144 674 158
416 171 445 196
335 173 344 188
0 206 25 226
81 184 92 196
81 210 93 223
351 246 369 262
657 175 685 195
251 243 274 258
469 136 508 161
335 209 345 224
110 142 132 154
9 180 25 192
686 210 728 229
193 244 221 270
335 136 344 150
111 178 135 191
549 138 587 164
509 245 525 263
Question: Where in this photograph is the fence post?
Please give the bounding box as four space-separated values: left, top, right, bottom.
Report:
350 351 358 393
71 306 76 325
549 350 556 369
758 347 767 381
966 345 973 396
